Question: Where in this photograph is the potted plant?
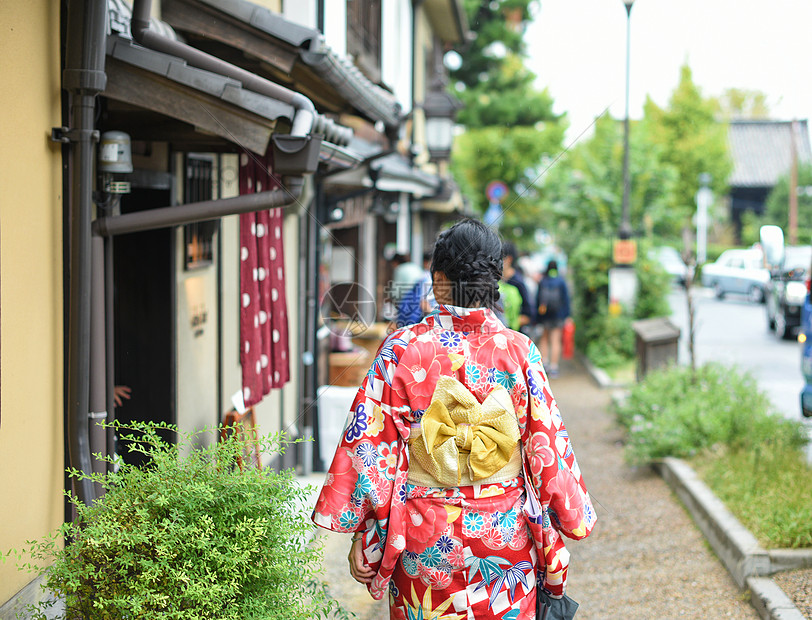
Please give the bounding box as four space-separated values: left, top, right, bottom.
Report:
10 421 347 619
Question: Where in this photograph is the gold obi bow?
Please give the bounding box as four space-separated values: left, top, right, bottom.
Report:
408 375 521 487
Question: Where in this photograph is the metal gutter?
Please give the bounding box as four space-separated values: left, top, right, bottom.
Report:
93 178 304 237
62 0 108 507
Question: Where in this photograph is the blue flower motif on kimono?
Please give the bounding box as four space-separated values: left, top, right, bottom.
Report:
497 508 517 531
412 408 426 422
463 511 486 534
401 550 419 575
351 475 375 505
419 546 443 568
466 363 482 384
388 581 400 598
355 441 377 467
438 331 461 349
345 403 368 442
494 369 518 391
435 535 454 554
584 502 595 525
396 484 408 505
528 342 543 365
338 509 359 530
527 370 543 400
486 368 496 384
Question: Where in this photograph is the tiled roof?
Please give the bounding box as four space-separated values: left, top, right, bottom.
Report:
728 120 811 187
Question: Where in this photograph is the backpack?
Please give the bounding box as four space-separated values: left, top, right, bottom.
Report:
538 278 563 318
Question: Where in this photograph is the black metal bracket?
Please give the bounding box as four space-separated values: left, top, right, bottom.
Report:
51 126 100 144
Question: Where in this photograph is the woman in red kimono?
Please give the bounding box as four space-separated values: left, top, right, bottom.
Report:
312 219 596 619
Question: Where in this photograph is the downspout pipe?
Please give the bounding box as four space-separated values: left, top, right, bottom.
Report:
63 0 108 506
93 178 304 237
130 0 315 136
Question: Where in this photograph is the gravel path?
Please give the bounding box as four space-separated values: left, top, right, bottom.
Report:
772 568 812 618
310 358 760 618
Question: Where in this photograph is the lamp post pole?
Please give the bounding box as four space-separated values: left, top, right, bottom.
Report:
620 0 634 240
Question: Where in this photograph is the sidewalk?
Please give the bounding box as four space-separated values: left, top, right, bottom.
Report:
303 357 760 619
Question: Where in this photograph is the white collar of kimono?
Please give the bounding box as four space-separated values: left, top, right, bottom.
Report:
427 304 506 334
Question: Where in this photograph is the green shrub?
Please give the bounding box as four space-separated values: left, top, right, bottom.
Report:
569 237 670 370
615 363 807 464
584 313 636 370
10 421 344 620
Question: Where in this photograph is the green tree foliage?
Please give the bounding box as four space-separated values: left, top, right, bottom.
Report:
450 0 565 249
763 162 812 244
718 87 770 120
643 65 732 231
540 113 679 253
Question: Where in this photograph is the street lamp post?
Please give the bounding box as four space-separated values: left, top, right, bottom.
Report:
609 0 637 313
619 0 634 240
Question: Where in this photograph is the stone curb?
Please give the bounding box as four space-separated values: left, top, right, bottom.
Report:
747 577 807 620
584 362 811 620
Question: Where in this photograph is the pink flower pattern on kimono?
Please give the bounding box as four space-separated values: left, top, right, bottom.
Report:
546 469 586 532
392 338 452 407
405 501 449 548
525 431 557 479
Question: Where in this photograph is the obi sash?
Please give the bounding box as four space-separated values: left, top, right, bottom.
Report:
407 375 521 487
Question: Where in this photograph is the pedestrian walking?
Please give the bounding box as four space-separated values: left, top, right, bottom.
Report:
312 219 595 619
536 260 571 378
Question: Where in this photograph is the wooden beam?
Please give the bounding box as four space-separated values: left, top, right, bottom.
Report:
105 57 274 154
162 0 299 73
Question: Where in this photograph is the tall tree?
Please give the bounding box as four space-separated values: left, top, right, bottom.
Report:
450 0 566 249
643 65 732 231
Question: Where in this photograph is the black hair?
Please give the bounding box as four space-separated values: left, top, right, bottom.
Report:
430 218 502 310
502 241 518 263
546 260 559 276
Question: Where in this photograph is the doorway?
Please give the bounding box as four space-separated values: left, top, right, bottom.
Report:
113 187 175 465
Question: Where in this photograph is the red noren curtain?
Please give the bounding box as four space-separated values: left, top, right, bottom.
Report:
238 153 290 407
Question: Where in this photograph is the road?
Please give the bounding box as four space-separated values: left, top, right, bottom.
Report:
667 284 804 421
667 284 812 462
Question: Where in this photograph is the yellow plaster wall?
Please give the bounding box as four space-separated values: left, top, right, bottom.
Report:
0 0 65 603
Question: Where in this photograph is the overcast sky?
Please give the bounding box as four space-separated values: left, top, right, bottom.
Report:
525 0 812 143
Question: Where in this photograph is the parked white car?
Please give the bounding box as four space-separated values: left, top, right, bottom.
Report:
701 248 769 303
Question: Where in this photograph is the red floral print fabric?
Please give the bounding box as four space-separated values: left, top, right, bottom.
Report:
312 305 596 618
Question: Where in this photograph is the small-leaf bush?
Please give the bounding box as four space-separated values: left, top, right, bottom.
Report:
11 421 345 620
615 363 807 464
569 237 671 370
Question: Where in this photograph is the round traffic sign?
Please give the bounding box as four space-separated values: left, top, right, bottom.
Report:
486 180 509 203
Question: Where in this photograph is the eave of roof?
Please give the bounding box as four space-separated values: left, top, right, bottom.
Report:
424 0 470 45
163 0 402 128
728 119 812 188
323 139 441 198
105 34 295 154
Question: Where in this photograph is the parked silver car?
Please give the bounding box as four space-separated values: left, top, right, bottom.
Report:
701 248 769 302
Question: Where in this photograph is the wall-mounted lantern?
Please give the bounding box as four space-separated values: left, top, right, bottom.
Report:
423 78 463 162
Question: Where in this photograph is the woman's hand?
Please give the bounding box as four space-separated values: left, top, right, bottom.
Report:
347 536 375 585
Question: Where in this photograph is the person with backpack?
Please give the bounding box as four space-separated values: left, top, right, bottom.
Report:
536 259 571 377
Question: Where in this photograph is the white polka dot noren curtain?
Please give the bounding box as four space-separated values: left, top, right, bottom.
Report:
238 152 290 407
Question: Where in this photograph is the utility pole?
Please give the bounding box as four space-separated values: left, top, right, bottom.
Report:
789 119 799 246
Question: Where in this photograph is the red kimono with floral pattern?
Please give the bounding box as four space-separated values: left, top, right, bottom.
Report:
312 305 596 619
